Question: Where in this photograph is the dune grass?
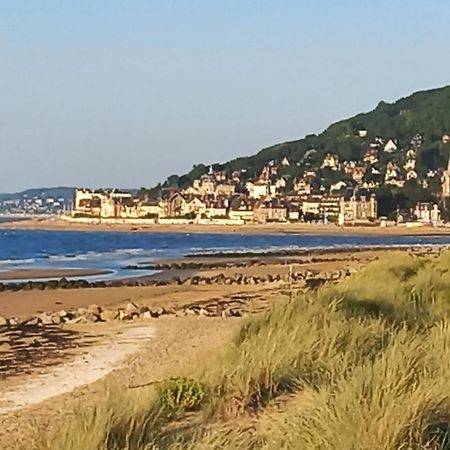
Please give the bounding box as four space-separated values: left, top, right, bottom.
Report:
42 249 450 450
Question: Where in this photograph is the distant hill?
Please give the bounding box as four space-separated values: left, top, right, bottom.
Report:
0 187 75 202
161 85 450 188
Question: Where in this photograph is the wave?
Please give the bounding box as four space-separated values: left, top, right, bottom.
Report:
0 258 36 266
44 247 148 262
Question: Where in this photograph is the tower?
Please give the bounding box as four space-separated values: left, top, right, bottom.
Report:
442 158 450 199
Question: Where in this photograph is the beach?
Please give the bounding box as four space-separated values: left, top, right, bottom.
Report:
2 216 450 235
0 243 443 448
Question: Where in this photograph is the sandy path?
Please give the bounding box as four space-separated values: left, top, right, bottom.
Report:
0 324 155 415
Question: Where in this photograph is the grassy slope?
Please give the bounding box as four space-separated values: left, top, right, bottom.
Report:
44 250 450 450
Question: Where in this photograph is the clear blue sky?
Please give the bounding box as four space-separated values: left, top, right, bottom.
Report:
1 0 449 192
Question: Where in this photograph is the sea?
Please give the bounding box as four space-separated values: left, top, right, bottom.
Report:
1 227 450 282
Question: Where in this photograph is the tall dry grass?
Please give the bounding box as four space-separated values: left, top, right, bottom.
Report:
42 250 450 450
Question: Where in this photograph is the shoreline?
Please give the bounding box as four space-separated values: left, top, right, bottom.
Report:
0 246 438 319
0 268 111 282
1 217 450 236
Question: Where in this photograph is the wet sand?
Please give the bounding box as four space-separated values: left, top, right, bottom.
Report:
2 217 450 235
0 268 111 281
0 248 384 318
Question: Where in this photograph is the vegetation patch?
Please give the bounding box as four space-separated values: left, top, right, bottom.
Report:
38 249 450 450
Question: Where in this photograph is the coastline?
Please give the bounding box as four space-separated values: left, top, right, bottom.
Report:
1 217 450 236
0 246 434 319
0 268 111 282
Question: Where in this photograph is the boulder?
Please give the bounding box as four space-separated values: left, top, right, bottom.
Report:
100 309 119 321
118 309 138 321
38 313 54 326
51 315 62 325
199 308 211 317
21 316 40 327
57 309 71 320
154 306 167 316
125 302 140 315
0 316 8 327
84 312 100 323
66 316 88 325
45 280 59 290
87 304 102 315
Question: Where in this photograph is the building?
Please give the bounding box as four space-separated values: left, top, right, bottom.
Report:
228 197 255 223
299 195 341 222
384 139 398 153
253 197 287 223
321 153 339 171
72 188 133 218
205 198 229 218
413 203 440 225
165 192 187 217
216 183 236 197
246 181 274 198
339 194 377 223
442 158 450 199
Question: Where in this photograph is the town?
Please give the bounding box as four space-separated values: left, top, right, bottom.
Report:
70 132 450 227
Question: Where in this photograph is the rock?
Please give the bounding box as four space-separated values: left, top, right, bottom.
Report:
84 312 100 323
125 302 140 315
0 316 8 327
140 310 154 319
66 316 88 324
8 317 18 326
154 306 167 316
58 277 70 289
100 309 119 321
45 280 59 290
51 315 62 325
118 309 138 321
199 308 210 317
87 304 102 315
22 317 40 327
221 309 233 318
28 281 40 290
57 309 75 322
184 307 197 316
38 313 54 326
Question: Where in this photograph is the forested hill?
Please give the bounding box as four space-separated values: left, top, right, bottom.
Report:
163 85 450 189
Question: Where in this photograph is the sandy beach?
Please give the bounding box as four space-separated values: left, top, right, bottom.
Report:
2 217 450 235
0 247 401 318
0 246 440 448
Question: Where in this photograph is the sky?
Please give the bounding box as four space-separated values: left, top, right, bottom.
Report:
1 1 450 192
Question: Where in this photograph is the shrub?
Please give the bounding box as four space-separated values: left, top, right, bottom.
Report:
158 377 207 415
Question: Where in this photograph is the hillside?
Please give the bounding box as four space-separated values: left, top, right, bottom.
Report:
175 85 450 182
0 187 75 215
0 187 75 202
159 85 450 216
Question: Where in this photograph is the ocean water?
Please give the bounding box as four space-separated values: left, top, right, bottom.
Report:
0 229 449 281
